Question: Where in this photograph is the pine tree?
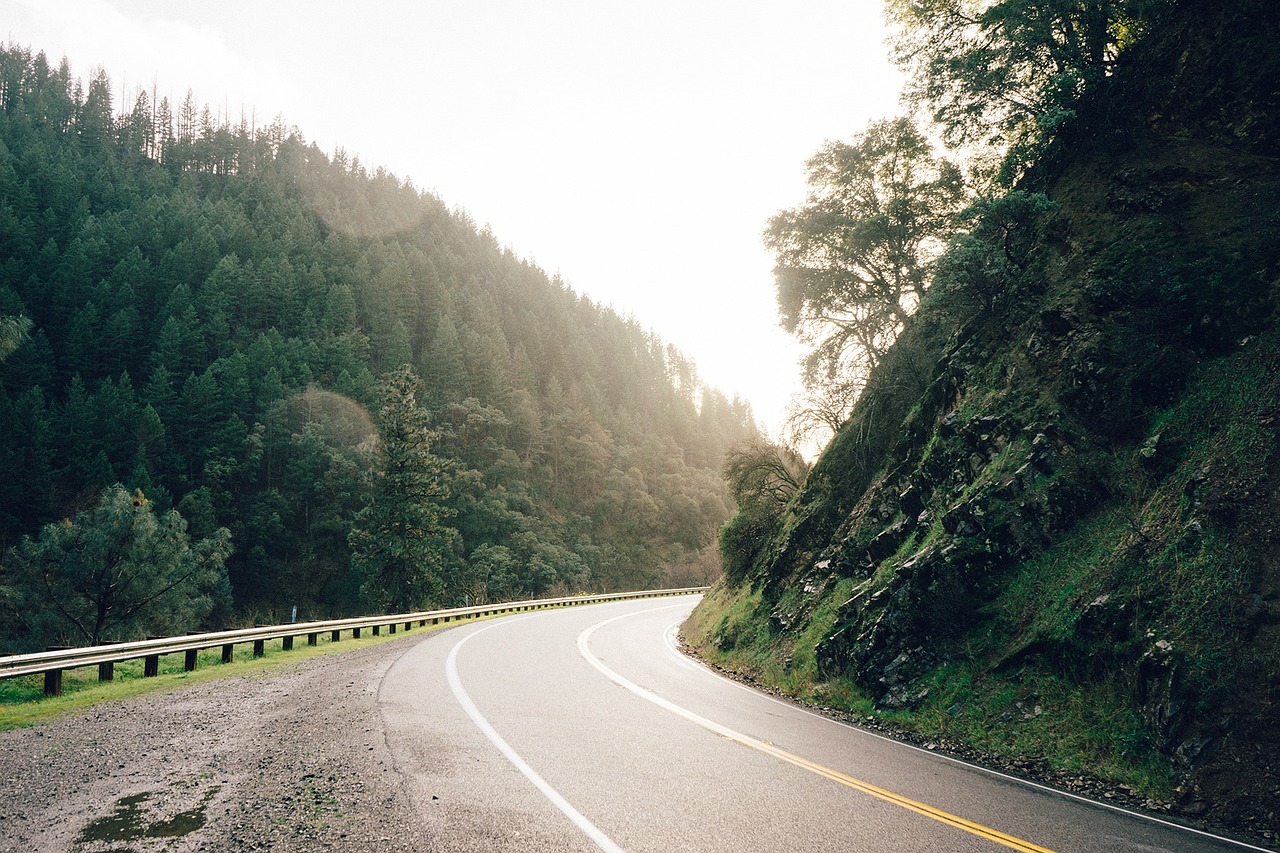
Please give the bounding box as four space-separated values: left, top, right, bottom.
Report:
348 367 457 611
0 484 232 648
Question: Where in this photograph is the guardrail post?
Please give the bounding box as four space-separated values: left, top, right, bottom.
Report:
43 668 62 696
331 630 340 643
0 589 706 695
282 636 293 651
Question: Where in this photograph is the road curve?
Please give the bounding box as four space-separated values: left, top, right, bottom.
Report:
380 596 1263 852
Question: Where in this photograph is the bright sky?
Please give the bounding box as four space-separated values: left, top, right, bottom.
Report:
2 0 903 439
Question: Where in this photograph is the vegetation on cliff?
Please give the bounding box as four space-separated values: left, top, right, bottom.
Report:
694 0 1279 838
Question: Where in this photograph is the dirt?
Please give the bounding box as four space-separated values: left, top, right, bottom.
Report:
0 634 431 852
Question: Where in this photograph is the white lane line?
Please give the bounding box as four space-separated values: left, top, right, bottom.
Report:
659 619 1272 853
577 607 1056 852
446 618 624 853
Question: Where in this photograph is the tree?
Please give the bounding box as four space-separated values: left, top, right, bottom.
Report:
348 367 458 612
934 189 1060 313
765 118 964 401
0 485 232 649
0 44 757 617
719 438 811 585
723 438 811 509
886 0 1166 183
783 381 865 450
0 314 31 361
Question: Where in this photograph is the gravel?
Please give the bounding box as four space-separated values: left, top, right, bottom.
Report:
0 634 434 852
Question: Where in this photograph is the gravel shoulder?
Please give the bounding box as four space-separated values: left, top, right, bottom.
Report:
0 632 437 852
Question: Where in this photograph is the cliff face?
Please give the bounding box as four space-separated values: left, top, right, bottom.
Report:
696 0 1279 835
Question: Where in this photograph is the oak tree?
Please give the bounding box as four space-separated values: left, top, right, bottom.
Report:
766 117 963 406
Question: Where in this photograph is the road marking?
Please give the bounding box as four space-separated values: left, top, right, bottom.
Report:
447 619 624 853
659 622 1275 853
580 608 1055 853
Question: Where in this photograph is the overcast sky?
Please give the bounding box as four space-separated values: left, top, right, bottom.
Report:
2 0 903 438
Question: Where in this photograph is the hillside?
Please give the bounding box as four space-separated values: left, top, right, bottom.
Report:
688 0 1279 841
0 45 756 645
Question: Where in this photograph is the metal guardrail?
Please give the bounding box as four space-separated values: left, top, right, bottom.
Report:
0 587 708 696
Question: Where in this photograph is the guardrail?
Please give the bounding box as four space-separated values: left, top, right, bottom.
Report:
0 587 708 696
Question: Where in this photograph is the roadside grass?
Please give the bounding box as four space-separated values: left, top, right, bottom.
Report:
686 572 1177 800
0 618 471 732
901 663 1176 797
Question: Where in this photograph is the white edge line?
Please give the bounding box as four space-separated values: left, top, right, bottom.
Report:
577 606 745 746
446 617 624 853
658 619 1275 853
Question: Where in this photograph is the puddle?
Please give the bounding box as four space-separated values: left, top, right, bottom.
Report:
78 793 151 843
78 785 220 845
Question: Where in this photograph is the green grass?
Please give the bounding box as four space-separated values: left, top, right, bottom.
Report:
0 618 469 731
687 568 1178 800
902 664 1175 796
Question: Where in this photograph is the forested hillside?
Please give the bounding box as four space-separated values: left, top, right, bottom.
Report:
0 45 756 648
690 0 1279 840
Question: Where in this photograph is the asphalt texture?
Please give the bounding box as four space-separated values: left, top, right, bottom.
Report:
0 596 1269 851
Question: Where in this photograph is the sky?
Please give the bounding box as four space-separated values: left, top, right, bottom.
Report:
2 0 904 440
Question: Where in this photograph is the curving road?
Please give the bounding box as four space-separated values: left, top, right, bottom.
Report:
379 596 1263 853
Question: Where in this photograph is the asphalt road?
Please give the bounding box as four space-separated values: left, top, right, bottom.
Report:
380 596 1266 852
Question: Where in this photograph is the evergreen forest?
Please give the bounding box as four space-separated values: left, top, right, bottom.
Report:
0 45 758 650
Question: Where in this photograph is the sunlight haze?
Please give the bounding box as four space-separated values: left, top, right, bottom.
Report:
3 0 903 439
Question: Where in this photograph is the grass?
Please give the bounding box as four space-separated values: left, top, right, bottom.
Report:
686 576 860 701
686 569 1178 800
902 663 1176 796
0 617 470 731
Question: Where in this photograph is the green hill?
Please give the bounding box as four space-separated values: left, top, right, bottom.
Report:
0 45 756 642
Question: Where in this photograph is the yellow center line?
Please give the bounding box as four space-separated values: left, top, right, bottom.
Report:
578 609 1057 853
742 735 1055 853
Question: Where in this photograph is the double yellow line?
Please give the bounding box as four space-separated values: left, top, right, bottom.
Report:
579 609 1055 853
742 735 1054 853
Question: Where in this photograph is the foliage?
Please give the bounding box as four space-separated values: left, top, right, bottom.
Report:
0 485 231 649
886 0 1169 183
766 117 964 433
719 438 811 585
348 368 457 612
0 43 757 632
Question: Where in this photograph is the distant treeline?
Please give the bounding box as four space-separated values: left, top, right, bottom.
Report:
0 44 756 645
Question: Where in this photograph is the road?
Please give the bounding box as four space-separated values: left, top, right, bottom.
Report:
379 595 1264 852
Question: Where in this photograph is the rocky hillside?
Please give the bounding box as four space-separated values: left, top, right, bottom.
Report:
689 0 1279 841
